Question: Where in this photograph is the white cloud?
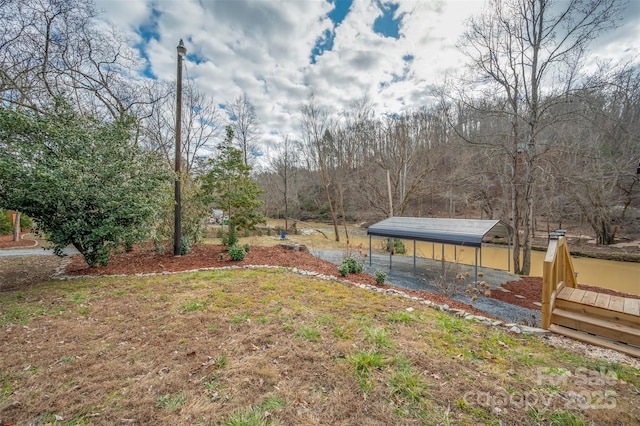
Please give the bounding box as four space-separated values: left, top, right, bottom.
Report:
93 0 640 164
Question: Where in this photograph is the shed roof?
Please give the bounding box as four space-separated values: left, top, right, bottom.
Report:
366 217 510 248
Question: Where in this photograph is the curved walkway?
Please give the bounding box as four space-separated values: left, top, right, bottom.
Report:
0 247 77 257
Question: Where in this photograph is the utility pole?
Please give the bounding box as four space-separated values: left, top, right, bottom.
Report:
174 39 186 256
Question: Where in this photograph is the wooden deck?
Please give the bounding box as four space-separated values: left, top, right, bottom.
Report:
542 235 640 358
557 287 640 316
555 287 640 329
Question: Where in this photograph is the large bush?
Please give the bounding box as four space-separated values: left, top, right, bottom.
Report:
0 102 170 266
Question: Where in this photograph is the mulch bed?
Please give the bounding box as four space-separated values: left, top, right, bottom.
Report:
490 276 640 310
7 237 635 319
0 233 37 249
65 243 493 317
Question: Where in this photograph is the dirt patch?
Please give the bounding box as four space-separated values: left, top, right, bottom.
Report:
0 256 64 292
63 244 491 318
491 276 640 310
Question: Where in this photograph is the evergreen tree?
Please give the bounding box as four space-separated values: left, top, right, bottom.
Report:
202 126 265 231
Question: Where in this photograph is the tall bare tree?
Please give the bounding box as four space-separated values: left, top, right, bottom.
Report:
361 110 444 218
553 64 640 243
453 0 623 274
269 135 300 232
299 92 341 241
0 0 153 119
227 94 260 166
142 82 222 175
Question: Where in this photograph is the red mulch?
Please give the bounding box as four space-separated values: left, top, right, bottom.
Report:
490 276 640 310
65 243 492 317
0 233 37 249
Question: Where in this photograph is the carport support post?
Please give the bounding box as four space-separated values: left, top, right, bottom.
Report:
369 235 372 266
441 244 445 276
413 240 416 275
389 241 392 270
432 242 434 259
474 247 479 283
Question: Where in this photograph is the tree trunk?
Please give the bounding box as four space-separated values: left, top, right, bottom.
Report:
13 211 21 242
597 218 614 245
338 183 350 246
323 181 340 242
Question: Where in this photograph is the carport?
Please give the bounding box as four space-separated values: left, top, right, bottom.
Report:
366 217 511 282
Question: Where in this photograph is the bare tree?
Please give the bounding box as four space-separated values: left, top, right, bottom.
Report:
269 135 300 232
360 110 444 218
0 0 154 119
298 92 341 241
453 0 623 274
553 64 640 243
142 82 222 175
227 94 260 166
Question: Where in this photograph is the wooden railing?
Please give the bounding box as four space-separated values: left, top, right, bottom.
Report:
541 235 577 329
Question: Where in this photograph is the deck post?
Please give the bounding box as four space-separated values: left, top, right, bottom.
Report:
369 235 372 266
542 236 560 329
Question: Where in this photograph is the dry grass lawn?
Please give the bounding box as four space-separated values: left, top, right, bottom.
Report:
1 267 640 425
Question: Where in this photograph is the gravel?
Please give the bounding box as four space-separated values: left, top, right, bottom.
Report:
312 249 541 326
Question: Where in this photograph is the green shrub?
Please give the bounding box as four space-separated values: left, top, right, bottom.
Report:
243 228 250 238
0 212 35 235
243 243 251 253
276 226 282 236
180 235 191 255
216 229 223 239
154 238 165 255
374 270 387 284
228 245 246 261
338 263 350 277
267 228 272 237
386 238 406 254
20 214 32 230
340 255 364 276
0 211 12 235
257 229 263 237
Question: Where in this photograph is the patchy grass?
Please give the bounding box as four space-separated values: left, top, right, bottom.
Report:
1 268 639 425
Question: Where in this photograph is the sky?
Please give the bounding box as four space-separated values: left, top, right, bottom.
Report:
94 0 640 159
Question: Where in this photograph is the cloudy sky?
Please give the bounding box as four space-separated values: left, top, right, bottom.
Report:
94 0 640 156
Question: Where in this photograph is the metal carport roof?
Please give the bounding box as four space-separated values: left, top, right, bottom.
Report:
366 217 512 280
366 217 510 248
